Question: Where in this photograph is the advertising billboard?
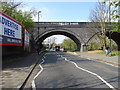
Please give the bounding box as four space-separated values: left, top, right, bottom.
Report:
24 27 30 47
0 11 22 46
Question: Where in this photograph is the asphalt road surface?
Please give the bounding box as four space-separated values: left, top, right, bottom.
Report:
32 51 119 89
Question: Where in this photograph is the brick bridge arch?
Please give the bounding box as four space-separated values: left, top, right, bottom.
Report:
35 28 82 51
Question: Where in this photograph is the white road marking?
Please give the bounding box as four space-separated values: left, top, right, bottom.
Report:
56 52 61 57
84 56 118 67
43 56 45 59
32 59 44 90
63 57 116 90
33 64 44 79
61 55 63 58
101 61 118 67
17 84 22 89
73 52 118 67
32 80 36 90
86 57 118 67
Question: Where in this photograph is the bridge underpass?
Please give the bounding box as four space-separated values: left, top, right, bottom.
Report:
30 22 120 51
35 29 81 51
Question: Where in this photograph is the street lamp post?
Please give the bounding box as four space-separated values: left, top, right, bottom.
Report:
38 11 41 37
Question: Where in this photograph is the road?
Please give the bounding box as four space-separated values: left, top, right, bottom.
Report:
32 51 119 89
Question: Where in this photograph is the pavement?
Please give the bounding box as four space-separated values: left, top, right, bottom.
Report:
2 52 44 89
67 52 120 67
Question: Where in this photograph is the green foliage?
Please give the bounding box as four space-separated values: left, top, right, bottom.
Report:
1 1 36 31
61 39 77 51
108 22 120 33
103 0 120 32
97 51 120 56
106 37 118 51
97 51 106 54
88 40 101 50
111 52 120 56
13 10 34 30
88 37 118 51
0 1 22 16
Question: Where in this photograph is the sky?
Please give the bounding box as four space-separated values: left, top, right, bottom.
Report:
19 1 97 44
20 2 97 22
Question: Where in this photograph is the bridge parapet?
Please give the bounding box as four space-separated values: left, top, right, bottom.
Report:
39 22 79 25
35 22 89 28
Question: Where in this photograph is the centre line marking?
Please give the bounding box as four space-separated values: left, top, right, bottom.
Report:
62 56 116 90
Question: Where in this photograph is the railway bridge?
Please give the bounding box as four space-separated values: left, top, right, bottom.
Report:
31 22 120 51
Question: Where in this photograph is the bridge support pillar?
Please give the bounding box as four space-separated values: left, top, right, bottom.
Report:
80 44 89 52
76 43 81 51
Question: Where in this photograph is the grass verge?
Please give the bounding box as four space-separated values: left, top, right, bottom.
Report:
97 51 120 56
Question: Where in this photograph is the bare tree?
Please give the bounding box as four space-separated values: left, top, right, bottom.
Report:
89 1 109 49
43 37 56 49
49 37 56 49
